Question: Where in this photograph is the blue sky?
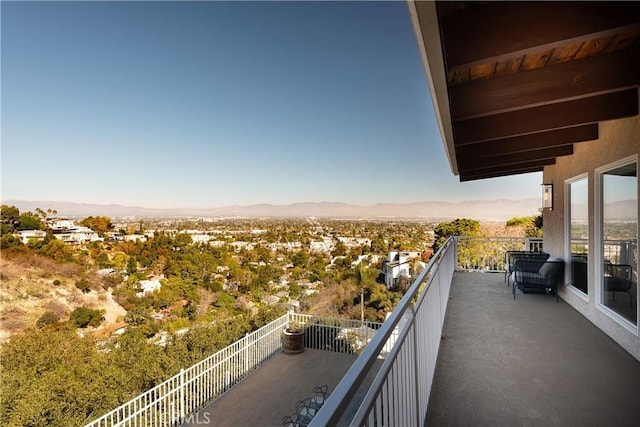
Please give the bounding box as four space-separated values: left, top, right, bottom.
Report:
1 0 542 209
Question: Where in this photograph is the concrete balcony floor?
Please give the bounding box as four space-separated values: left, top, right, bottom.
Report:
189 272 640 426
186 349 381 427
427 272 640 426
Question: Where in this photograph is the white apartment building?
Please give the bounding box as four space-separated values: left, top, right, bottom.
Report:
16 229 47 245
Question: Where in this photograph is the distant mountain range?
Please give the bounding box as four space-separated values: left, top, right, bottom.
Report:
4 199 545 221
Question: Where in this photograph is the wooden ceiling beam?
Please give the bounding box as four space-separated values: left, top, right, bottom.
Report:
453 89 638 145
458 145 574 172
440 2 640 69
460 165 545 182
450 48 640 120
455 124 598 158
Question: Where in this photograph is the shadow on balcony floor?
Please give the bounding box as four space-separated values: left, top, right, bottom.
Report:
427 272 640 426
186 348 380 427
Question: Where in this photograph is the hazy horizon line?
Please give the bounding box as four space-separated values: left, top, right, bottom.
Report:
2 197 541 210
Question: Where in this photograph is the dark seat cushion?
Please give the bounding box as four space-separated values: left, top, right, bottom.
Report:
539 258 563 279
512 253 550 273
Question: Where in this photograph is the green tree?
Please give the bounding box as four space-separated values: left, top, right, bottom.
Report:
96 252 111 268
34 207 57 222
127 256 138 275
1 204 20 234
111 252 129 270
0 327 122 427
367 283 399 321
79 216 113 236
16 212 42 231
355 264 377 322
525 215 543 237
0 293 287 426
506 216 534 227
39 239 74 262
108 328 175 392
506 215 543 237
228 266 254 292
291 250 309 268
331 241 347 257
250 264 282 292
289 282 302 299
433 218 480 253
173 232 193 249
370 234 387 254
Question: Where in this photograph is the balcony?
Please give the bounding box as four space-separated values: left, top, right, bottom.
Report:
86 237 640 426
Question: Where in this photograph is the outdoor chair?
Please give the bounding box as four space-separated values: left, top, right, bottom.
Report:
604 262 634 308
505 250 528 285
282 412 312 427
506 251 550 287
284 386 328 427
309 384 328 412
281 415 298 427
311 384 329 406
295 398 316 425
512 256 563 302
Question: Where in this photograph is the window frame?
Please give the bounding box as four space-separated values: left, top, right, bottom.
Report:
565 173 589 301
595 155 638 333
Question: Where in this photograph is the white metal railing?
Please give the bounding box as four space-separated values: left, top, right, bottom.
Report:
309 237 457 426
525 237 544 254
289 313 383 355
604 239 637 266
85 313 380 427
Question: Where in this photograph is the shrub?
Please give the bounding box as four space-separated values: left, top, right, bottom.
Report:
0 233 20 249
75 278 91 293
69 307 104 328
96 253 111 268
36 311 60 327
203 280 223 292
215 292 235 309
506 216 534 227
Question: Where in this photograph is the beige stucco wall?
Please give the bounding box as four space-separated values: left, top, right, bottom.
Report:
543 113 640 360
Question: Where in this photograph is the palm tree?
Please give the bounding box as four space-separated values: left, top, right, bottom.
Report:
356 263 369 324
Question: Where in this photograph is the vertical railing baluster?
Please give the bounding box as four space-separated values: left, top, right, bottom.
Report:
410 303 421 426
179 369 185 424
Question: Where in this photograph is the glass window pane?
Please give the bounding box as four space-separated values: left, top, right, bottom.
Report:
570 178 588 294
602 163 637 325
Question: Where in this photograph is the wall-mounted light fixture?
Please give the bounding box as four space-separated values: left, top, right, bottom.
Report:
542 184 553 210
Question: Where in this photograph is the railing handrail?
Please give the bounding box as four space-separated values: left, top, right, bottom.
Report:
309 237 456 426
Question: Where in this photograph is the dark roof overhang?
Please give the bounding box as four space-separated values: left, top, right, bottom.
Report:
408 1 640 181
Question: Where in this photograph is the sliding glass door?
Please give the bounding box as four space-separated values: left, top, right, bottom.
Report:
600 160 637 325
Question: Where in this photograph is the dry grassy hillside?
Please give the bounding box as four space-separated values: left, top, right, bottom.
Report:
0 253 126 343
